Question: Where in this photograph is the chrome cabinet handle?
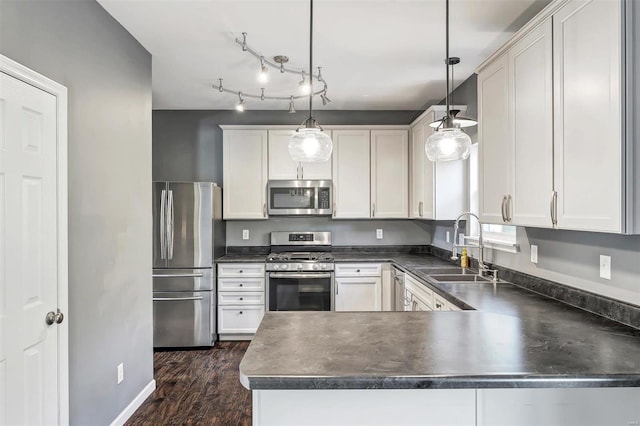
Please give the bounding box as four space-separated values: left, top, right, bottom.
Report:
332 202 336 216
263 203 267 217
153 296 204 302
152 273 204 278
167 190 174 259
420 201 424 217
372 203 376 217
501 196 507 223
45 309 64 325
550 191 558 226
301 165 304 179
160 189 166 259
506 195 513 223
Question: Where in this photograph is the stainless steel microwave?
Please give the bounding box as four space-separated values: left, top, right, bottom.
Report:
267 180 332 216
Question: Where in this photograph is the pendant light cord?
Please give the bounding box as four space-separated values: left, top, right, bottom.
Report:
445 0 450 119
309 0 314 118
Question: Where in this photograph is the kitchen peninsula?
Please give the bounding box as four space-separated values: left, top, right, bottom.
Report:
239 254 640 426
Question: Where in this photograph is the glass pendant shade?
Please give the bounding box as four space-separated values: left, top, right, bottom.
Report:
425 128 471 162
289 127 333 162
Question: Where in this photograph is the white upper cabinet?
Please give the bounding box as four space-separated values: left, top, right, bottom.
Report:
267 129 332 180
509 18 554 228
410 107 467 220
553 0 621 233
222 129 268 219
371 130 409 218
332 130 371 218
478 54 511 225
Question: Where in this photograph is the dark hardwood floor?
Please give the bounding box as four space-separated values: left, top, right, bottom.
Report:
126 341 252 426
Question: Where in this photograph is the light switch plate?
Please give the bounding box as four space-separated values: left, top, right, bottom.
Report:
242 229 250 240
376 229 383 239
600 255 611 280
446 231 450 243
531 245 538 264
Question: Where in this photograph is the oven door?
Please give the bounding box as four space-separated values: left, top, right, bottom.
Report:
267 272 334 311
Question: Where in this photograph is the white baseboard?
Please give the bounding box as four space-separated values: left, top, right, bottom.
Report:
109 379 156 426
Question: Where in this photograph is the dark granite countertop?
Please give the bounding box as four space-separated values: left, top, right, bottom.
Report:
216 254 267 263
240 253 640 390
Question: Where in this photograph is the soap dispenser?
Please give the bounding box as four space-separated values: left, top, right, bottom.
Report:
460 248 469 268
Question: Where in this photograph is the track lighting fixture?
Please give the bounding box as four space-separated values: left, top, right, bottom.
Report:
235 92 245 112
288 0 333 162
288 96 296 114
425 0 472 162
320 93 331 106
258 56 269 83
212 33 330 112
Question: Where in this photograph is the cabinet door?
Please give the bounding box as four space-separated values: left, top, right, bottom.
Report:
478 54 511 224
509 18 554 228
268 129 298 180
335 277 382 311
223 130 268 219
371 130 409 218
553 0 622 232
410 115 434 219
300 130 332 179
332 130 371 218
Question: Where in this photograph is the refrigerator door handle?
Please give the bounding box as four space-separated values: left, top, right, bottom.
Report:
152 273 205 278
167 189 174 260
160 189 167 259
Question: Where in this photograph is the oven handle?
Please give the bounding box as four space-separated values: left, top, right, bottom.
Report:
268 273 332 279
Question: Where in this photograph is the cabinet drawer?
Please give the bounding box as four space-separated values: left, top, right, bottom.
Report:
218 305 265 334
335 263 382 277
218 263 265 277
405 274 434 309
433 293 448 311
218 291 264 306
218 277 265 292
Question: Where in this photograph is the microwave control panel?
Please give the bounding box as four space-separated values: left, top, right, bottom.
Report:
318 188 331 209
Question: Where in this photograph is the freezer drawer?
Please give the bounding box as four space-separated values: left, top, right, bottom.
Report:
153 290 215 347
153 268 213 292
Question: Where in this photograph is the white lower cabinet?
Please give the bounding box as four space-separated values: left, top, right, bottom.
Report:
335 263 382 312
404 272 462 312
217 263 265 340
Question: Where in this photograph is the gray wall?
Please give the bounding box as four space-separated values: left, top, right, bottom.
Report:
1 1 154 424
431 74 640 307
227 218 433 247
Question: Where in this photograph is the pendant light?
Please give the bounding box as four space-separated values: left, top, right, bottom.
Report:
425 0 472 162
288 0 333 163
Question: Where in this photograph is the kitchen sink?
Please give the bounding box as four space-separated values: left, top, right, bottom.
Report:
428 274 491 283
413 267 471 275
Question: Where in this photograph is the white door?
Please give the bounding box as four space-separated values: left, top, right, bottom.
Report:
410 116 431 219
332 130 371 218
370 130 409 218
553 0 622 233
335 277 381 312
0 70 61 424
478 54 511 224
509 18 554 228
223 130 268 219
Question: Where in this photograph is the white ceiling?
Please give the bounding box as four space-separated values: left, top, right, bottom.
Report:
97 0 551 111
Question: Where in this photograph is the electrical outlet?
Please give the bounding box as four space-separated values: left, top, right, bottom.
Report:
446 231 450 243
531 245 538 264
600 255 611 280
242 229 250 240
376 229 383 239
117 363 124 384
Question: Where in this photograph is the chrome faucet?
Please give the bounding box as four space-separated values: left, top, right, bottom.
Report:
451 212 497 280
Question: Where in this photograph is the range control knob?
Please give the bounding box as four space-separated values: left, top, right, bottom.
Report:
313 264 319 270
321 264 327 270
297 263 303 270
281 264 288 270
273 264 280 270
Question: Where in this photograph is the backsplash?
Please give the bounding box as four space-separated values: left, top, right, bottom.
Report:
226 218 433 246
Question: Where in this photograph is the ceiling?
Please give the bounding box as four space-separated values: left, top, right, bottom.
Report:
97 0 551 111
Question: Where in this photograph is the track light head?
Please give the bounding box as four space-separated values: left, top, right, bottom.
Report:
236 92 245 112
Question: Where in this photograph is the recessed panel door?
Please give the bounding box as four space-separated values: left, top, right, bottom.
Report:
0 71 59 425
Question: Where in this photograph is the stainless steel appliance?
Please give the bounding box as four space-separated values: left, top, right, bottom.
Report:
267 180 332 216
152 182 226 348
266 231 334 311
391 266 406 311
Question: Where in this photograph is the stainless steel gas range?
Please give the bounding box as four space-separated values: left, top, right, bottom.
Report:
266 231 334 311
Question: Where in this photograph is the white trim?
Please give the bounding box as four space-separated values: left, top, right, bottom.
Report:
0 54 69 425
465 235 520 254
219 124 410 130
109 380 156 426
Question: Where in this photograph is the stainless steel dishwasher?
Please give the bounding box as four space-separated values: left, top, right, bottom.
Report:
391 266 406 311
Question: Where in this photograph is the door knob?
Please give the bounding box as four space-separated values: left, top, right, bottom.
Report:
45 310 64 325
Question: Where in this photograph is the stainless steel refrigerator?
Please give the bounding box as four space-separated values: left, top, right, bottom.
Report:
152 182 225 347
